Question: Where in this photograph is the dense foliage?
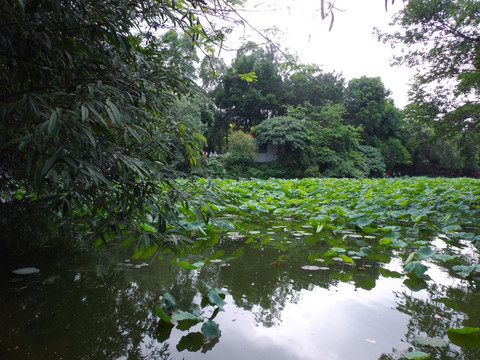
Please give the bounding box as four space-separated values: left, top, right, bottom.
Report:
0 0 241 251
378 0 480 171
206 46 441 178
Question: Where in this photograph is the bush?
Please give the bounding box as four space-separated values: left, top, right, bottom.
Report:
205 156 227 178
223 131 257 172
304 165 321 178
358 145 386 177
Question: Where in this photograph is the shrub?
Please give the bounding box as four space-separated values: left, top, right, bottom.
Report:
358 145 386 177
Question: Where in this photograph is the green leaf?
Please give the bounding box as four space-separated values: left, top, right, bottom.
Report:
192 261 206 268
81 105 89 121
176 318 201 331
154 306 172 324
351 217 373 228
340 255 354 263
403 277 428 292
177 260 203 270
207 288 227 310
379 238 392 245
213 219 236 230
404 351 431 359
404 252 417 266
171 309 200 321
209 250 225 260
201 320 221 340
447 327 480 349
441 224 462 233
391 239 408 248
331 247 346 253
155 321 174 343
415 335 448 348
238 72 258 82
417 246 435 259
433 253 459 262
452 265 476 277
378 267 403 278
176 332 203 352
404 261 428 277
163 292 176 312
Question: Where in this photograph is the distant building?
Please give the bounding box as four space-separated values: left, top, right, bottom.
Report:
256 142 278 163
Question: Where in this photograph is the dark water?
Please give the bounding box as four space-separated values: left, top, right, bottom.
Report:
1 210 479 360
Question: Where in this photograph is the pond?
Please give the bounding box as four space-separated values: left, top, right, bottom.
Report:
1 177 480 360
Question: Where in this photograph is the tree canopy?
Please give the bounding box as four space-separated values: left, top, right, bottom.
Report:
378 0 480 169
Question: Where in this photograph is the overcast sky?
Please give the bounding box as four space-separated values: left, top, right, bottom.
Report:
225 0 415 108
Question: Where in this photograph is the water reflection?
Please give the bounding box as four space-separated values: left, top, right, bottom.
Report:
1 222 480 359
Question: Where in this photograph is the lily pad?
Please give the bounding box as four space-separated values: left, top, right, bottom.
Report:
447 327 480 349
201 320 221 340
415 335 448 347
417 246 435 260
301 265 324 271
177 332 203 352
403 277 428 292
12 267 40 275
404 351 431 359
404 261 428 277
433 253 460 262
206 288 227 310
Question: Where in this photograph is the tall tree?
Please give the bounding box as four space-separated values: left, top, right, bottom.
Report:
344 76 409 169
377 0 480 170
344 76 402 145
284 65 345 107
214 44 286 131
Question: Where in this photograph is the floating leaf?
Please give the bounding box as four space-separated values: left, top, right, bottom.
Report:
404 277 428 292
348 250 367 258
207 288 227 310
447 327 480 349
404 351 431 359
155 321 174 343
452 264 476 277
441 224 462 233
391 239 408 248
379 238 392 245
192 261 206 268
433 253 459 262
12 267 40 275
210 250 225 260
301 265 329 271
406 227 420 236
415 335 447 347
177 260 198 270
176 332 203 352
213 219 235 230
341 255 354 263
201 320 221 340
176 318 201 331
331 247 346 253
378 267 403 278
404 261 428 277
171 310 201 321
163 292 176 312
351 217 373 228
154 306 172 324
360 246 371 255
417 246 435 259
404 252 417 266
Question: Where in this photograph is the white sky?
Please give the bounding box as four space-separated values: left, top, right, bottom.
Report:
224 0 415 109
